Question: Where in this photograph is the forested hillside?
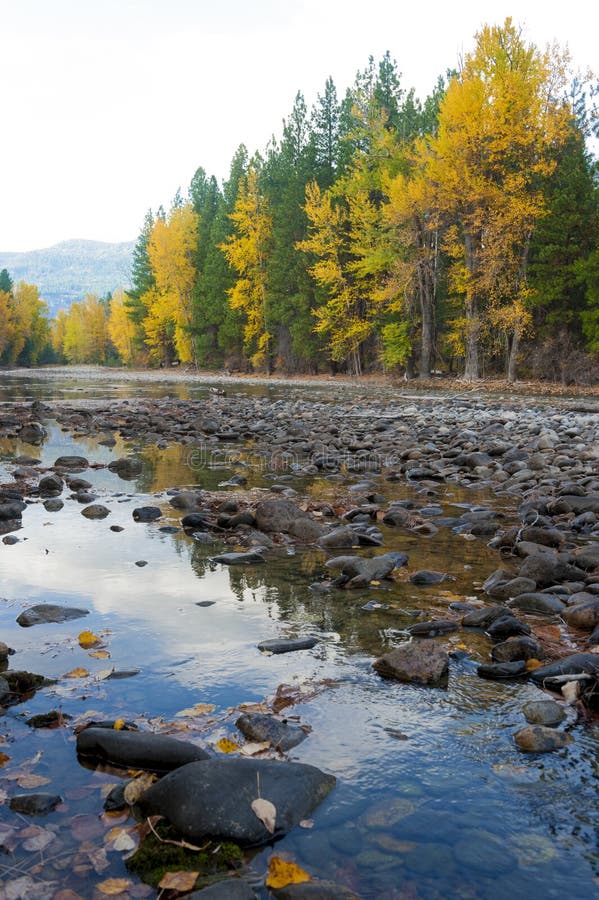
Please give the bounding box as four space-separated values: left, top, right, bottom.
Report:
2 19 598 382
0 239 133 315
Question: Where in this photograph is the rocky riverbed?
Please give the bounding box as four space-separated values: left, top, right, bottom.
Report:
0 374 598 898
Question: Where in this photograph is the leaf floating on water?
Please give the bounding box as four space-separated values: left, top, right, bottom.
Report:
216 737 239 754
17 774 51 788
251 798 277 834
158 871 199 891
111 829 137 854
89 649 111 659
299 819 314 828
97 878 133 896
0 752 10 766
64 667 89 678
266 856 311 889
78 630 102 648
175 703 216 718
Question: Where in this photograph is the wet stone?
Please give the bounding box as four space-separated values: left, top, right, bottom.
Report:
477 660 528 680
81 504 110 519
522 699 566 726
258 637 318 654
373 640 449 687
491 636 542 662
9 793 62 815
514 725 573 753
235 712 308 751
76 726 210 773
17 604 89 627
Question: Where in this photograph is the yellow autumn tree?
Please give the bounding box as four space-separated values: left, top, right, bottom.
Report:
142 202 199 366
0 289 13 359
3 282 50 365
61 294 110 363
422 18 571 380
108 288 139 365
220 166 272 370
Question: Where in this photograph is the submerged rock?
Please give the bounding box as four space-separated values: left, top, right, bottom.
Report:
76 726 210 773
81 504 110 519
373 640 449 686
212 551 266 566
17 604 89 627
522 699 566 726
132 506 162 522
514 725 573 753
257 637 318 654
137 757 336 845
9 793 62 815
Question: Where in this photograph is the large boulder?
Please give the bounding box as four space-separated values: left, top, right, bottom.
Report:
373 640 449 686
562 597 599 630
38 473 64 496
137 758 336 845
518 554 583 587
325 552 407 587
529 652 599 685
76 727 209 773
18 422 46 445
254 500 324 542
507 593 566 615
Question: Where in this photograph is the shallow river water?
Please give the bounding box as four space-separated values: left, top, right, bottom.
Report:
0 373 598 899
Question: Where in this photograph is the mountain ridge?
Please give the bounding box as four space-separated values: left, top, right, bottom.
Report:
0 238 134 316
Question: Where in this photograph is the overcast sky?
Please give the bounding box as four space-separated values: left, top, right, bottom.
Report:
1 0 596 252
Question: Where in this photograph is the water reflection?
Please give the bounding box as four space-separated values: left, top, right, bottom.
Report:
0 381 597 898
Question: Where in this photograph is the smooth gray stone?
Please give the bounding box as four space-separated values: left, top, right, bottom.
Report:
486 616 531 639
522 699 566 726
17 604 89 627
514 725 573 753
9 793 62 815
54 455 89 470
258 637 318 654
373 640 449 686
132 506 162 522
507 593 566 615
76 726 210 772
407 620 458 637
491 636 541 662
235 713 308 751
212 551 266 565
138 757 336 846
189 882 257 899
461 606 510 629
477 661 527 679
530 652 599 684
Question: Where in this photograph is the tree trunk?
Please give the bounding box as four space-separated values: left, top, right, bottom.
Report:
419 283 434 379
507 326 520 383
463 233 480 381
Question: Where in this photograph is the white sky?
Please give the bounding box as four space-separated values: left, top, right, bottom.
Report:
1 0 596 252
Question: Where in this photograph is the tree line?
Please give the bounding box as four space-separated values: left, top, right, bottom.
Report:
3 19 599 382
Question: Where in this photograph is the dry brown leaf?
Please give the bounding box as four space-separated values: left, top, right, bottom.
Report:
299 819 314 828
175 703 216 718
97 878 133 896
64 667 89 678
123 773 156 806
0 752 10 766
17 774 51 788
89 649 111 659
251 797 276 834
158 871 199 891
266 856 311 889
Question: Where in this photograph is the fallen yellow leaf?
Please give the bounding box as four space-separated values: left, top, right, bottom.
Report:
113 719 125 730
78 630 102 648
370 580 381 586
266 856 311 889
216 737 239 754
64 667 89 678
97 878 132 896
158 871 199 891
526 659 543 671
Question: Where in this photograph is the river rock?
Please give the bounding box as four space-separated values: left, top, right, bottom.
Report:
9 793 63 815
518 554 583 587
254 499 324 541
486 616 531 640
530 652 599 685
486 577 537 602
0 499 26 520
477 660 528 679
522 699 566 726
491 636 542 662
76 726 210 773
317 526 360 549
18 422 46 444
408 571 448 585
507 593 566 615
169 491 204 511
514 725 573 753
373 640 449 686
573 545 599 571
137 757 336 845
235 712 308 751
257 637 318 654
16 604 89 626
212 551 266 565
406 619 458 637
44 498 64 512
182 512 211 529
132 506 162 522
54 455 89 470
325 552 407 587
461 605 510 629
562 597 599 630
81 504 110 519
38 473 63 496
